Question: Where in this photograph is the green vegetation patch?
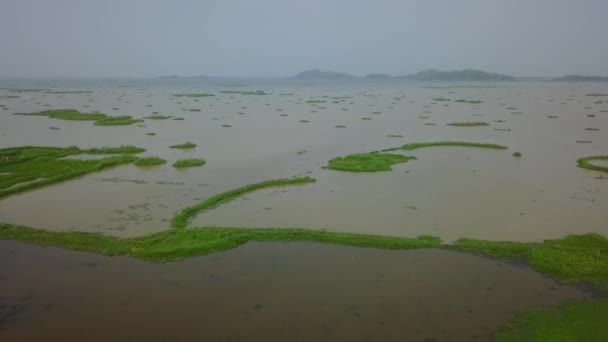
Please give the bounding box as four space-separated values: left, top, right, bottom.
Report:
134 157 167 167
447 121 489 127
327 153 415 172
496 299 608 342
401 141 508 151
94 116 143 126
172 176 316 229
170 142 197 149
143 115 170 120
173 159 206 169
577 156 608 173
219 90 269 95
454 99 483 104
0 146 143 198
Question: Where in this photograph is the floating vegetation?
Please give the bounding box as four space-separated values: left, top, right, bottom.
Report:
188 109 201 112
0 145 142 198
511 112 523 114
548 116 559 118
47 91 93 94
219 90 269 95
432 97 451 101
372 111 381 114
493 128 511 131
146 132 156 136
585 128 600 131
15 109 142 126
400 141 508 151
577 156 608 173
335 125 347 128
221 124 232 128
424 123 437 126
170 142 196 149
172 117 185 120
447 121 489 127
173 159 206 169
306 100 326 103
586 93 608 97
49 126 60 130
299 120 310 123
576 140 592 143
361 117 372 120
454 99 483 104
134 157 166 167
327 153 416 172
387 134 404 138
94 116 143 126
143 115 170 120
513 152 522 157
172 93 215 97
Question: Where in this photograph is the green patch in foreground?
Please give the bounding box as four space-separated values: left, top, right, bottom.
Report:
327 153 415 172
577 156 608 173
496 299 608 342
173 159 206 169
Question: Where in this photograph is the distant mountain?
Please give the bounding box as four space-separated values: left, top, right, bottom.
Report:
552 75 608 82
292 69 355 80
364 73 391 79
398 69 514 81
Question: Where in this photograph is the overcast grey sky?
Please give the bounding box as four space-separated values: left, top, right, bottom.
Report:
1 0 607 78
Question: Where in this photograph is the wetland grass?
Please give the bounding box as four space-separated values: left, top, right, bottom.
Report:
94 116 143 126
577 156 608 173
326 153 416 172
173 159 206 169
169 142 197 149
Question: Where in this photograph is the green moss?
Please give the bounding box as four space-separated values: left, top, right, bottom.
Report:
172 176 316 229
496 299 608 342
0 146 140 198
134 157 166 167
143 115 170 120
327 153 416 172
400 141 508 151
447 121 489 127
173 159 206 169
577 156 608 173
169 142 197 149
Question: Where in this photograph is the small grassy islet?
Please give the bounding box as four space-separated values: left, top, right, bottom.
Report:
172 159 206 169
170 142 197 149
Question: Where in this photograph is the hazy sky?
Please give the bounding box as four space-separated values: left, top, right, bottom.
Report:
1 0 607 78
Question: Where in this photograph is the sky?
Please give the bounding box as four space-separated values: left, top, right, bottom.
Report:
1 0 607 78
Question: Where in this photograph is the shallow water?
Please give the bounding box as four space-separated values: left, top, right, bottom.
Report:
0 79 607 241
0 240 590 341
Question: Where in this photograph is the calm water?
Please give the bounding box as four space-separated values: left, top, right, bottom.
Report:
0 79 606 242
0 240 590 341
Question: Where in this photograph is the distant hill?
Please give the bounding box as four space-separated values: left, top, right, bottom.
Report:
292 69 355 80
552 75 608 82
364 73 391 79
398 69 514 81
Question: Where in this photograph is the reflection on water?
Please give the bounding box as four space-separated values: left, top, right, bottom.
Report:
0 240 590 341
0 80 607 241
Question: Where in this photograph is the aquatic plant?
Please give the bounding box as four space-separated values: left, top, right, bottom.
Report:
400 141 508 150
169 142 197 149
144 115 170 120
577 156 608 173
172 93 215 97
172 159 206 169
326 153 415 172
94 116 143 126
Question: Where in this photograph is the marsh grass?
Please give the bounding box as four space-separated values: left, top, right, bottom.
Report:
0 146 142 198
327 153 415 172
134 157 166 167
170 142 196 149
172 159 206 169
577 156 608 173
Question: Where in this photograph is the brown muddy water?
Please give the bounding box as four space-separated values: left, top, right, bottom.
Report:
1 81 607 242
0 240 591 341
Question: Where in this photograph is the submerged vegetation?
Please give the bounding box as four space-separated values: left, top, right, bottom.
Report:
0 145 143 198
577 156 608 173
134 157 167 167
172 158 206 168
327 153 416 172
